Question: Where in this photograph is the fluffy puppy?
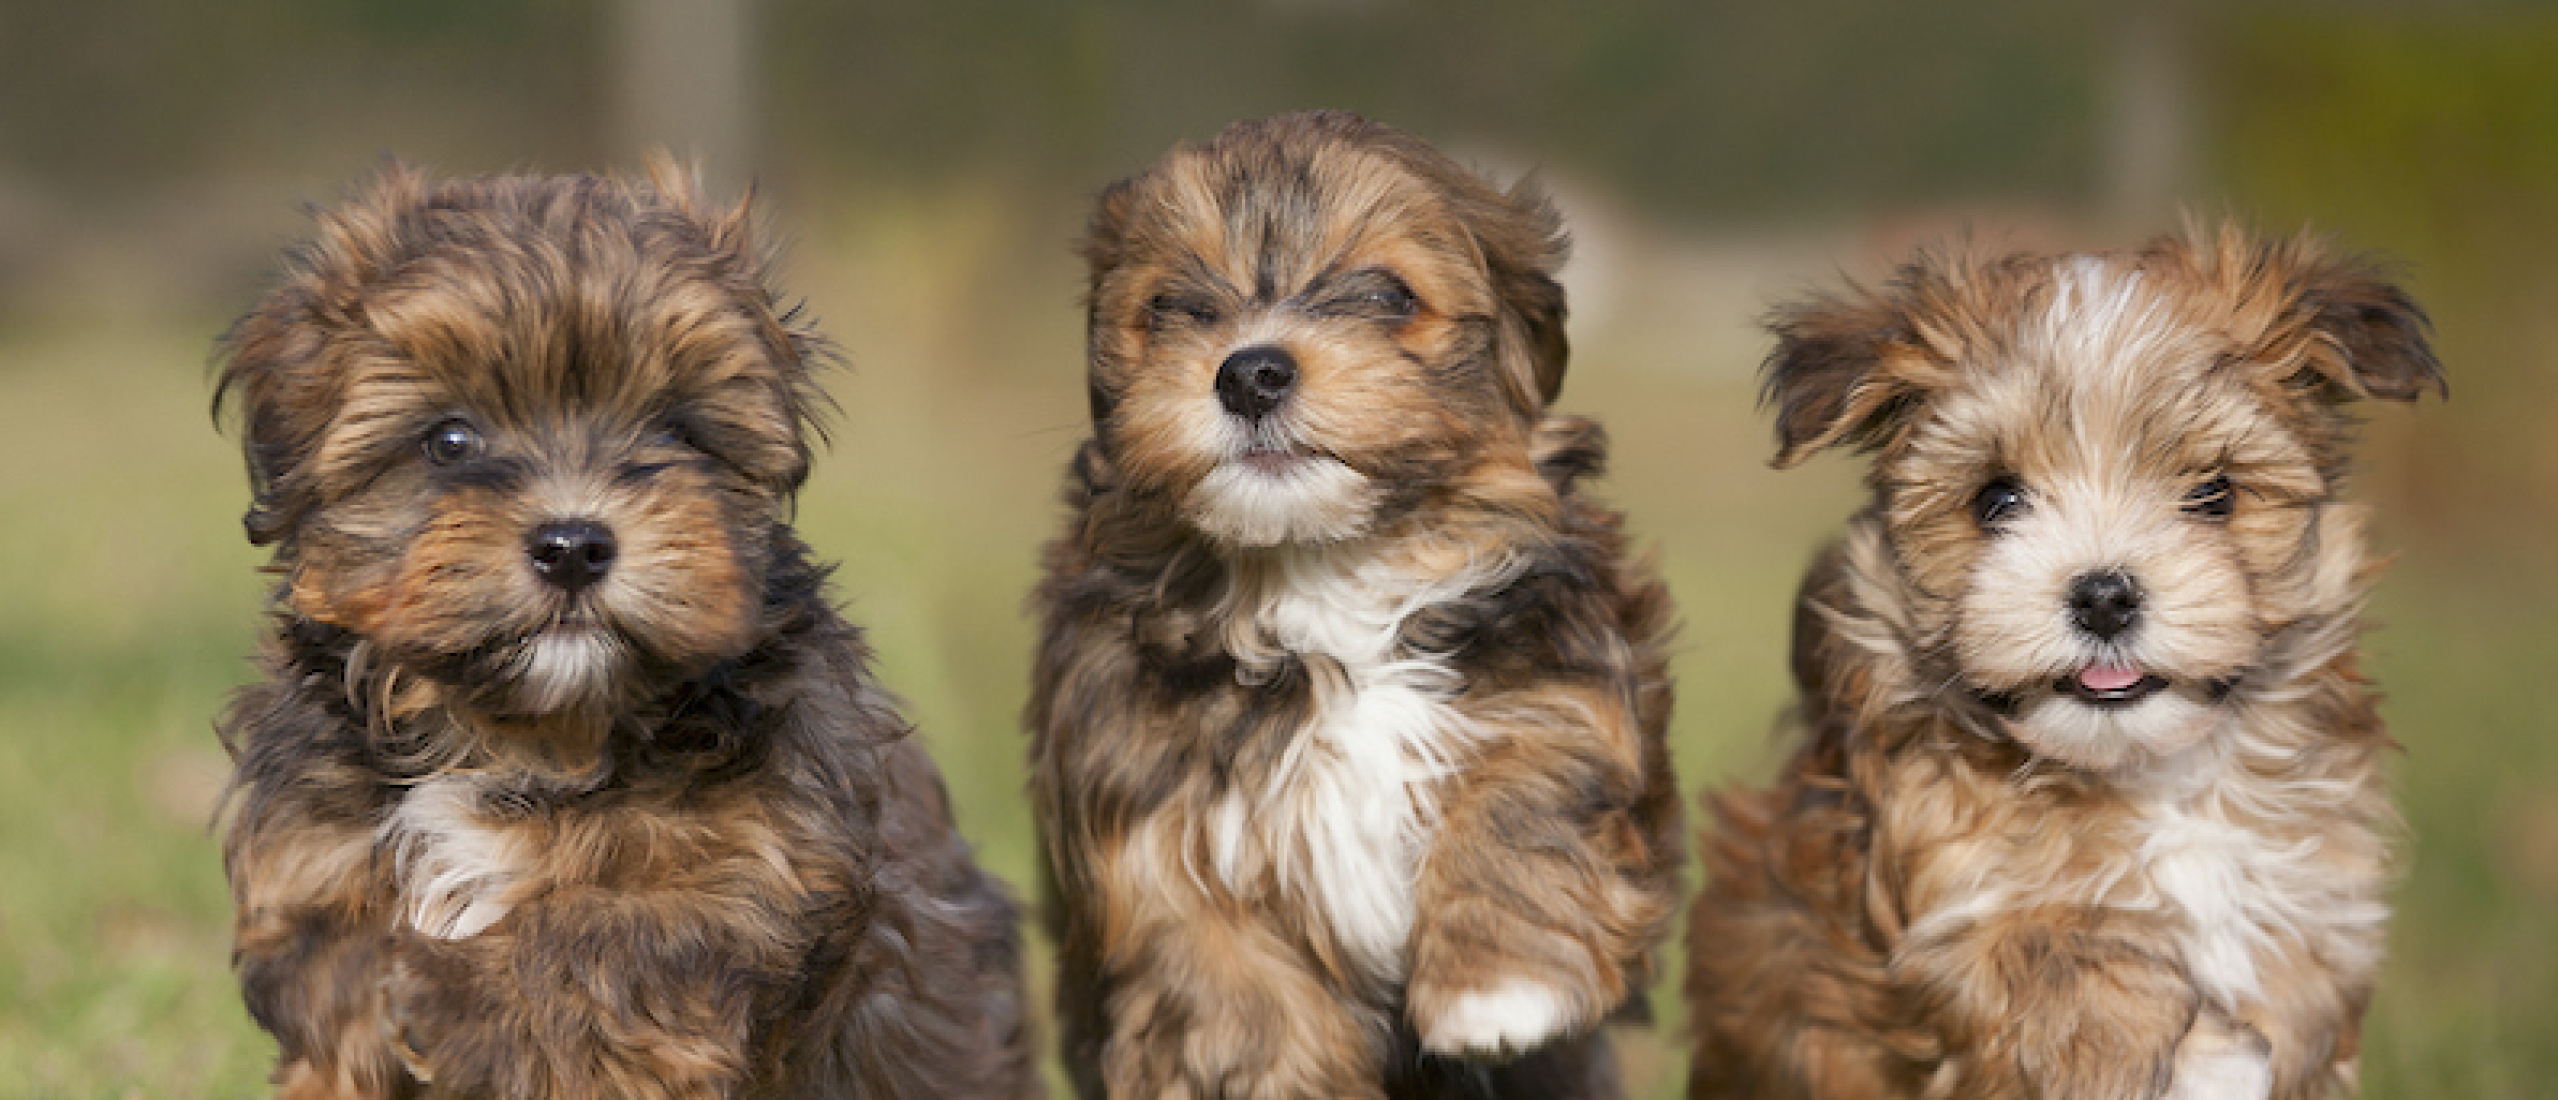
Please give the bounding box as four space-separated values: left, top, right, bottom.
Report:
1028 110 1683 1099
1685 227 2443 1099
214 163 1035 1099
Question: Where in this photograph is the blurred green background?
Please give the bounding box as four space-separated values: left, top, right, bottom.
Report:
3 1 2553 1096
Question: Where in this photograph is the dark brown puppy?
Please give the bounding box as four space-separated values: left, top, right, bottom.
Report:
215 162 1036 1099
1029 111 1683 1099
1686 228 2440 1099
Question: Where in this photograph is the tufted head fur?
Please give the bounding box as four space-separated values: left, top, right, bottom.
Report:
1078 109 1571 548
1759 225 2440 772
1687 225 2438 1098
1034 112 1680 1099
211 162 1034 1099
217 159 830 725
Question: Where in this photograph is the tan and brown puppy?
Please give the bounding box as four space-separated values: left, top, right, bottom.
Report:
1685 227 2442 1099
1028 111 1683 1098
214 163 1036 1099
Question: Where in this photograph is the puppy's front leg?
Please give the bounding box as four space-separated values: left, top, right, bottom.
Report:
2166 1010 2272 1100
1406 693 1677 1063
1900 907 2202 1099
386 885 799 1100
240 906 408 1100
226 785 411 1099
1083 837 1388 1100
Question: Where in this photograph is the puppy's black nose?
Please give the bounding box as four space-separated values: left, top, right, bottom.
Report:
2067 570 2142 640
527 521 617 592
1215 345 1297 420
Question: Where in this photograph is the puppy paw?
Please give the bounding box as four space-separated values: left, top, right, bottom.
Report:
380 945 438 1083
2167 1015 2272 1100
1414 976 1580 1059
381 932 518 1092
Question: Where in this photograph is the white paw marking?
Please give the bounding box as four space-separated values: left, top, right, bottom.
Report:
2167 1027 2273 1100
1420 978 1574 1058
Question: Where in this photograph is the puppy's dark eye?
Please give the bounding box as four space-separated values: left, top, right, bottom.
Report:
423 419 483 465
651 418 700 453
1355 275 1416 318
1146 293 1220 331
1322 271 1419 320
1972 476 2028 528
2183 474 2235 519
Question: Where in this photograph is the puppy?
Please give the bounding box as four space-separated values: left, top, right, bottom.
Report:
214 163 1036 1099
1685 227 2442 1099
1028 111 1683 1099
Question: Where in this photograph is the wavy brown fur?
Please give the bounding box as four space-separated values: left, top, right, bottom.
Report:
1687 227 2440 1099
214 163 1034 1099
1030 112 1681 1099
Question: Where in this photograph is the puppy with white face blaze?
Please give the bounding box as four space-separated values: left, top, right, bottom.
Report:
1030 110 1683 1100
1685 226 2443 1100
213 161 1036 1099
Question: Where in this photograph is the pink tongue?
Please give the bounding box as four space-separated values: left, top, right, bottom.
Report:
2079 664 2145 692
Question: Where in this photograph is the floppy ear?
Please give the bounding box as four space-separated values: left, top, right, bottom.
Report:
1079 178 1138 282
1760 290 1929 468
215 301 327 547
1078 179 1141 425
213 160 435 547
1487 177 1571 412
641 151 834 493
2290 252 2447 404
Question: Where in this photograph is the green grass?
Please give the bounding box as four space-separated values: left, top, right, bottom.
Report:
0 327 273 1097
0 200 2549 1097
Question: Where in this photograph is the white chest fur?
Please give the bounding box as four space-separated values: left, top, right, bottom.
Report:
1201 548 1516 986
2118 748 2387 1013
2132 797 2294 1006
382 776 528 940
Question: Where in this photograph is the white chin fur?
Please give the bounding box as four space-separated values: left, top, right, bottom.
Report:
1183 458 1375 547
2011 687 2216 773
511 630 624 712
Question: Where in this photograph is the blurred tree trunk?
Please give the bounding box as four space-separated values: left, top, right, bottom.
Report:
2103 0 2192 228
612 0 759 193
